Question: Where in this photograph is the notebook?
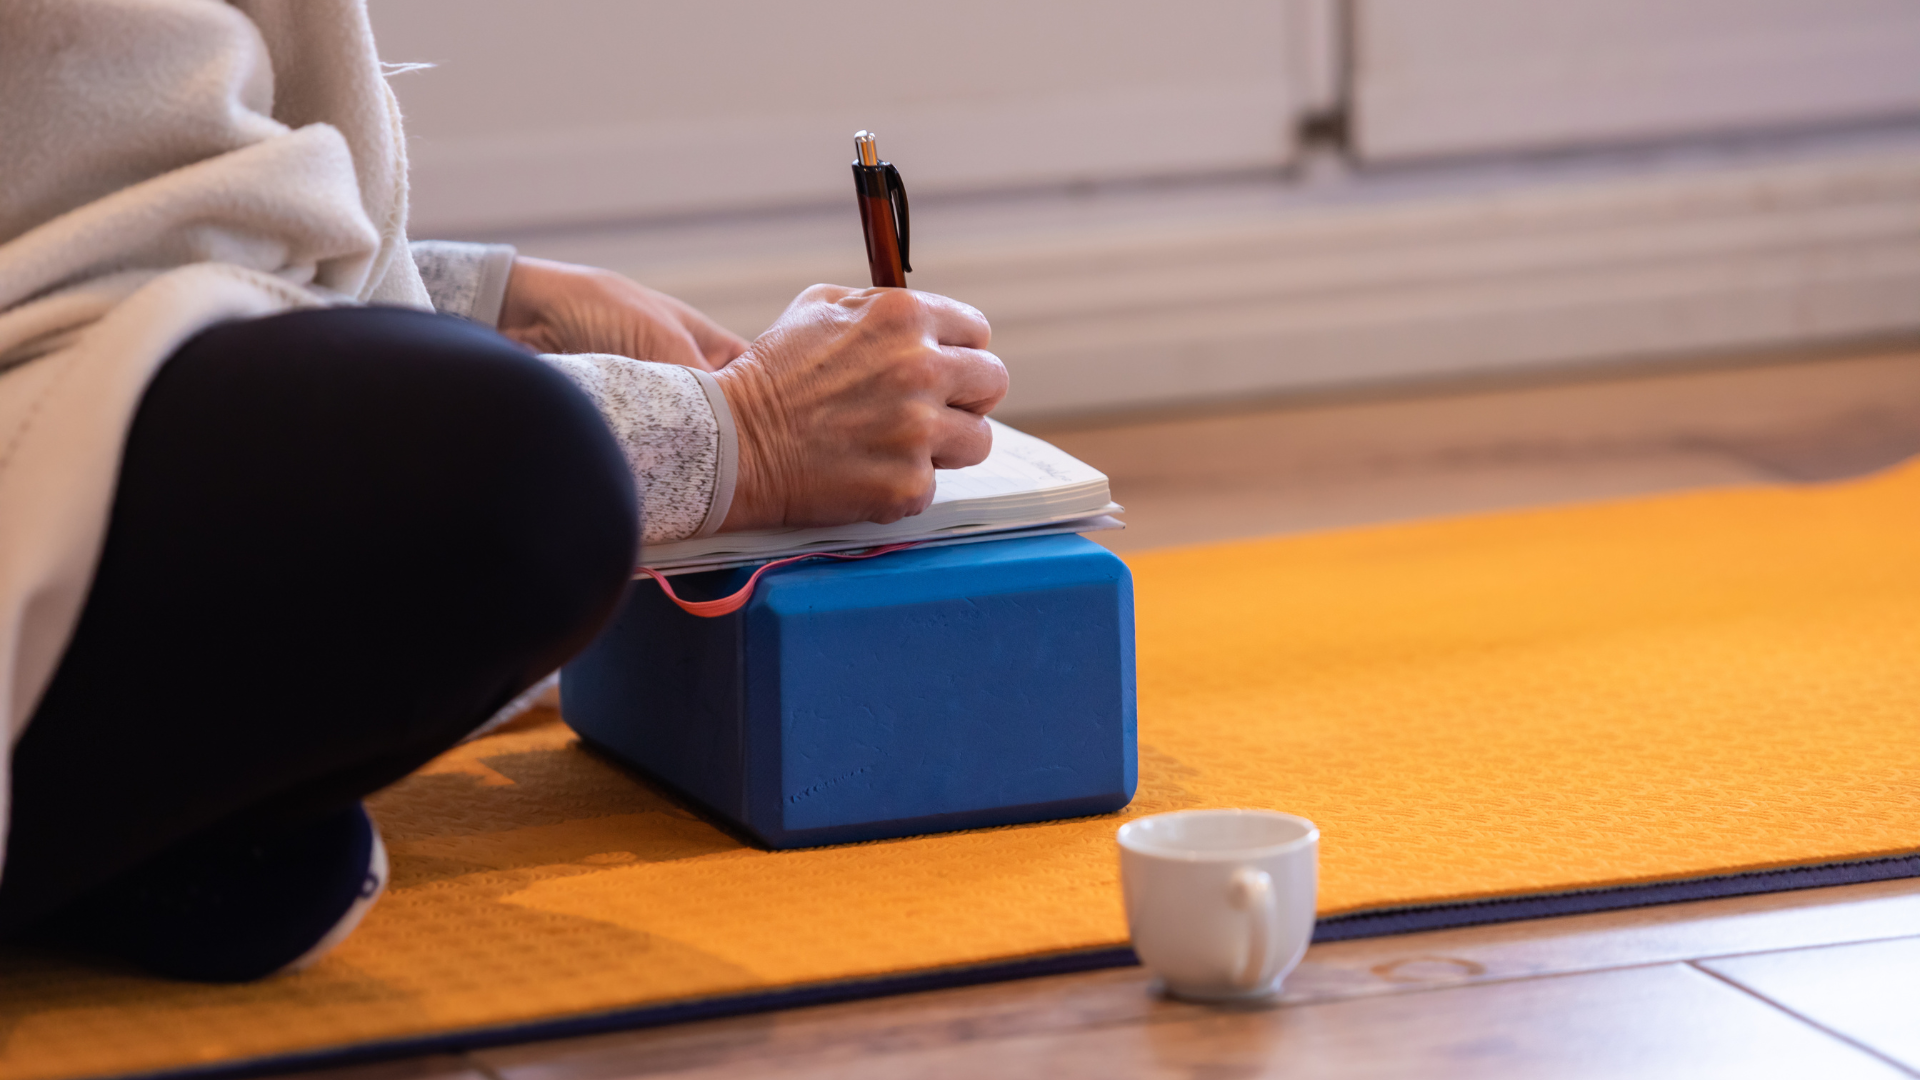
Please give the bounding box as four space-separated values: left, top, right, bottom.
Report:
639 419 1122 575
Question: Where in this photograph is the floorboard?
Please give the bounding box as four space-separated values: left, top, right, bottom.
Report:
1700 936 1920 1072
1287 877 1920 1004
475 965 1910 1080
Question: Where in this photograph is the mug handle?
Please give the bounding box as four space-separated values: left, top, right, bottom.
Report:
1228 867 1280 990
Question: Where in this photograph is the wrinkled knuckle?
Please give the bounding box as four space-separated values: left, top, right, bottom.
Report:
904 400 944 443
889 478 934 520
955 426 994 468
874 354 933 395
899 355 944 394
979 351 1010 393
864 481 918 525
801 283 857 312
868 288 922 325
961 303 992 341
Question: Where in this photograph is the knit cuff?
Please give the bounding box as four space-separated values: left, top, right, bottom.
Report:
687 368 738 538
410 240 517 326
535 353 727 545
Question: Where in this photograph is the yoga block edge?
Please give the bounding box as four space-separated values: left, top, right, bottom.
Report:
562 534 1137 849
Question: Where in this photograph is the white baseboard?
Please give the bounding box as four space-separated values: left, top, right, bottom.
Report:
513 144 1920 421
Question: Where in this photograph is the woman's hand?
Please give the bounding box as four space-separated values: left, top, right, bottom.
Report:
497 256 749 371
714 285 1008 531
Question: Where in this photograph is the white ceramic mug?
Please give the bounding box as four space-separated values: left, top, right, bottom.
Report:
1118 809 1319 1001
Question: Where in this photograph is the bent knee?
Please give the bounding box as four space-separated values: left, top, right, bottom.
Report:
164 306 639 641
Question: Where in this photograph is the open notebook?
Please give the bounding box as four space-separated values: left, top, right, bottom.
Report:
640 419 1122 575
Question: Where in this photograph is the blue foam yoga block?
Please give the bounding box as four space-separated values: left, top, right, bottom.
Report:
560 534 1137 848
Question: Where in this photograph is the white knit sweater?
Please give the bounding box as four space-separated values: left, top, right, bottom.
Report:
410 240 738 545
0 0 732 882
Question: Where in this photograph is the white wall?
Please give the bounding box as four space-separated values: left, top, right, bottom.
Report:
371 0 1315 236
1354 0 1920 161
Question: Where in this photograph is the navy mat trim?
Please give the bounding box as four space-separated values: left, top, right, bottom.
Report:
1311 852 1920 940
117 946 1141 1080
109 852 1920 1080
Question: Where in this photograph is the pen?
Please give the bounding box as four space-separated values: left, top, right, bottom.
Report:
851 130 911 288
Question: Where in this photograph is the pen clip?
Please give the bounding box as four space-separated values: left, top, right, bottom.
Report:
884 162 911 274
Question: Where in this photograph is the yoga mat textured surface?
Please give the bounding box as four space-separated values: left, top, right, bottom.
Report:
8 463 1920 1080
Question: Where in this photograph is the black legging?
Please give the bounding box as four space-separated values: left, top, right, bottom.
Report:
0 306 638 933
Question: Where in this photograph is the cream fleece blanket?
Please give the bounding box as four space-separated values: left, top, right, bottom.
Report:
0 0 432 880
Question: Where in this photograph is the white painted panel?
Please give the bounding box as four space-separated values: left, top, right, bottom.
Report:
1355 0 1920 161
521 148 1920 418
1288 0 1342 115
369 0 1301 235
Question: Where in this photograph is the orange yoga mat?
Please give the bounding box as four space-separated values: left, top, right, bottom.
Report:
6 462 1920 1080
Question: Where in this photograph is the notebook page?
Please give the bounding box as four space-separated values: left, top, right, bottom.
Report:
926 421 1106 506
639 419 1114 569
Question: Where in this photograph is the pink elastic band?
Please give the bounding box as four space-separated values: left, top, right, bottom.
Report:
635 542 921 618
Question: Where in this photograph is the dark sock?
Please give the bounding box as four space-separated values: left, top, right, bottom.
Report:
53 803 386 982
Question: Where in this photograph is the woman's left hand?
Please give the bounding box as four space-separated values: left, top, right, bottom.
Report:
497 256 750 371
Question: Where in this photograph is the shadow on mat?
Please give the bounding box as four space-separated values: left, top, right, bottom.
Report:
368 716 744 889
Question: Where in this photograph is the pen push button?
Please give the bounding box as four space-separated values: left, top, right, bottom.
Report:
852 130 911 288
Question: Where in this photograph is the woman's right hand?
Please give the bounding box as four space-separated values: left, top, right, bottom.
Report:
712 285 1008 531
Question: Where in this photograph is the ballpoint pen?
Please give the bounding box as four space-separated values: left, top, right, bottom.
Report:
851 130 910 288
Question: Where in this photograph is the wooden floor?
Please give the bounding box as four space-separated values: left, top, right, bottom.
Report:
309 343 1920 1080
